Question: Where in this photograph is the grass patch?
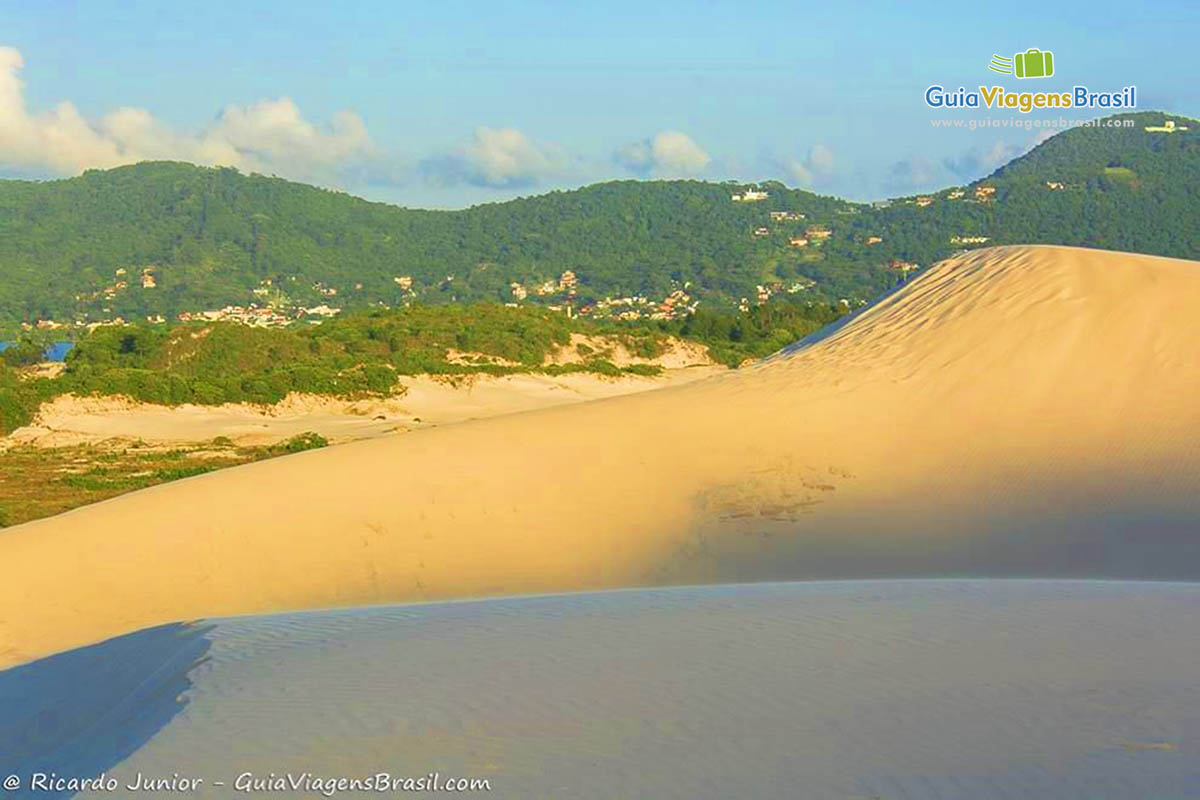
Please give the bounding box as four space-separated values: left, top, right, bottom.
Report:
0 431 330 527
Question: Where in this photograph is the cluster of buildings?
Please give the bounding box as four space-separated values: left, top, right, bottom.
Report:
751 207 816 242
902 185 998 207
178 305 297 327
510 270 579 302
753 220 830 245
737 277 818 312
21 317 135 333
175 303 342 328
581 286 699 322
501 269 699 322
79 267 158 302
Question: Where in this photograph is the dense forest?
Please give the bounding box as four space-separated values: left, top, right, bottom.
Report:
0 111 1195 332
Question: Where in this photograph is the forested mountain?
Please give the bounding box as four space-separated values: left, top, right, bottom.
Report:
861 112 1200 259
0 111 1195 330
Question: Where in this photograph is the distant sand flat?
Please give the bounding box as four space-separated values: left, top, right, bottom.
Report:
2 245 1200 667
6 367 722 448
6 581 1200 799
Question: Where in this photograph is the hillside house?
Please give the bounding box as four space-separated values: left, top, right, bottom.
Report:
788 237 809 248
753 227 770 237
732 189 770 202
974 186 996 199
1046 181 1065 190
805 226 832 239
915 196 933 207
1144 120 1189 133
866 236 883 245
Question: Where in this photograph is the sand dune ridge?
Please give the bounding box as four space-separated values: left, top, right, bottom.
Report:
2 245 1199 668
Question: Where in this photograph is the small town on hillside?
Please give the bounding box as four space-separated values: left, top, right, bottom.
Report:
18 175 1071 335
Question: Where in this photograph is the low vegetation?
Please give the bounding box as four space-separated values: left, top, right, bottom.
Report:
0 433 328 527
0 299 847 434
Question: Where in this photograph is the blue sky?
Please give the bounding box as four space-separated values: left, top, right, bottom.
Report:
2 0 1196 207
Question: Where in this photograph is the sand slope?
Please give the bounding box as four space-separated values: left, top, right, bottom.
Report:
3 245 1200 668
5 368 721 448
11 582 1200 799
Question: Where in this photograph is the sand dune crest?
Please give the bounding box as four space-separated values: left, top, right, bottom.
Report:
2 245 1199 668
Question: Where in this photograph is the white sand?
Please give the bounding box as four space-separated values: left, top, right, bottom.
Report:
27 581 1196 800
2 245 1199 668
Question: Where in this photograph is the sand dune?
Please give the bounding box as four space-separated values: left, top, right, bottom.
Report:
5 368 721 448
10 581 1200 799
2 245 1200 668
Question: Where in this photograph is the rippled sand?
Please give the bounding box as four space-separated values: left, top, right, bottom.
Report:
5 580 1198 799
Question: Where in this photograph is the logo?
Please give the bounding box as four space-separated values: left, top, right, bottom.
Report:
989 49 1055 79
924 47 1134 113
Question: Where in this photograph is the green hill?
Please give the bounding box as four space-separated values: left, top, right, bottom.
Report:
0 111 1196 330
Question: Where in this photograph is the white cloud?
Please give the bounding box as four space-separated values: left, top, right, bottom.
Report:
615 131 711 177
889 133 1044 195
1031 128 1059 147
421 127 565 188
776 143 835 187
614 139 653 173
942 139 1026 180
808 143 835 174
0 46 383 184
884 155 944 193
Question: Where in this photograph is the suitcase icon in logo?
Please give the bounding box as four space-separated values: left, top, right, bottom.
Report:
1014 48 1054 79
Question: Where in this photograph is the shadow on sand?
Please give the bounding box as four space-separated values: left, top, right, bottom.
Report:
0 622 213 798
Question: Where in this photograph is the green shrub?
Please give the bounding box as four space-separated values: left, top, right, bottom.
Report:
275 431 329 454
